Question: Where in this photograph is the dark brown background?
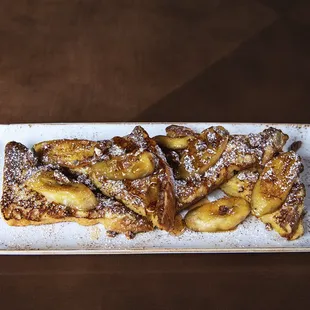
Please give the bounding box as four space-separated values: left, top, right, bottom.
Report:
1 0 310 309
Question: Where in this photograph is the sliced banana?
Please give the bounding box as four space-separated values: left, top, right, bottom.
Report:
33 139 102 168
221 169 259 202
91 151 155 181
251 151 303 217
188 197 210 211
185 197 250 232
154 135 192 150
26 171 98 211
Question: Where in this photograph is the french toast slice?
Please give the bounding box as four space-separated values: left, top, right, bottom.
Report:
1 142 153 238
32 126 176 231
156 126 289 210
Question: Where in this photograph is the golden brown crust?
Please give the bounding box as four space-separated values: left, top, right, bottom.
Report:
4 214 153 235
5 216 96 226
2 193 153 235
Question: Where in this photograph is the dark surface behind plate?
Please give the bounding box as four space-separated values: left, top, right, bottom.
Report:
1 0 310 309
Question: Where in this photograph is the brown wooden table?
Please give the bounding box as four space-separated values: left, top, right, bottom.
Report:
0 254 309 309
1 1 310 309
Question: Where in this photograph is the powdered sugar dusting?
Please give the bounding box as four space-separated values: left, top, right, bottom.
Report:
237 170 259 183
109 144 125 156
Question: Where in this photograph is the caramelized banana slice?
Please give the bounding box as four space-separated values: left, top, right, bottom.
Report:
91 151 155 181
178 126 229 178
260 181 305 240
189 197 210 211
34 139 107 168
154 135 193 150
26 171 98 211
221 169 259 202
251 151 303 217
185 197 250 232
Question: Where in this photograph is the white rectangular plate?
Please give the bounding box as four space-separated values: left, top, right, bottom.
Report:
0 123 309 254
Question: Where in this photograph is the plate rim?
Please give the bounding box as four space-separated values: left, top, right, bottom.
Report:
2 247 310 255
0 122 309 126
